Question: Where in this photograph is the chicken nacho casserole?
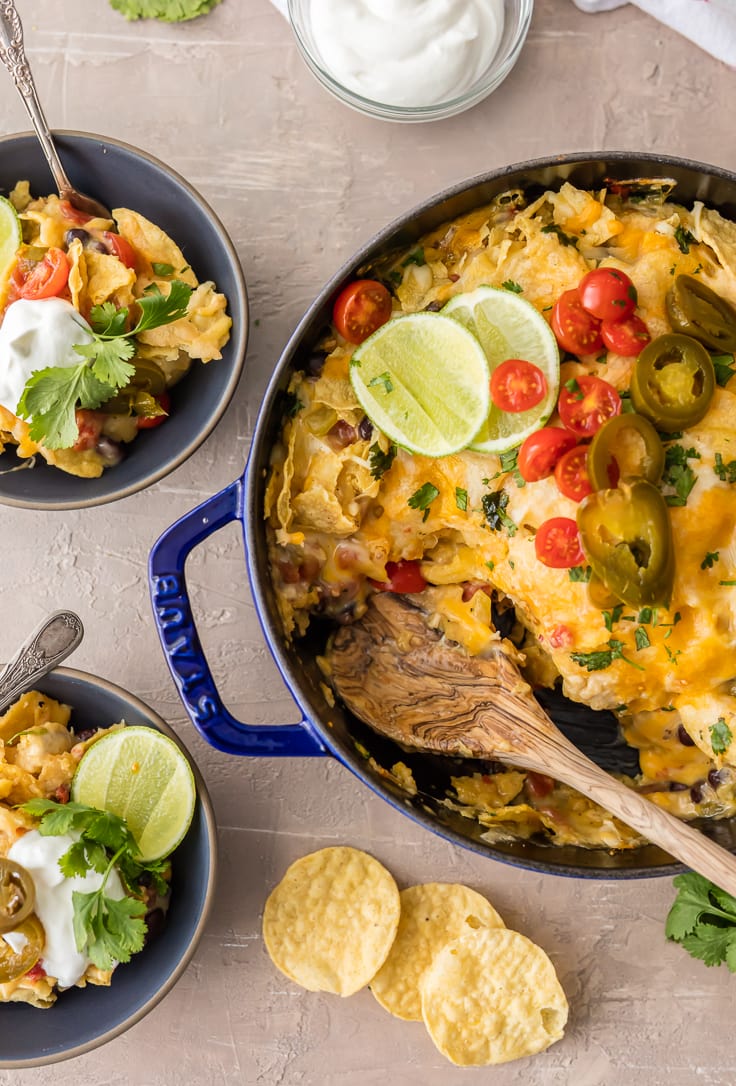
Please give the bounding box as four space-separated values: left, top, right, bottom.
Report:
265 177 736 850
0 183 231 477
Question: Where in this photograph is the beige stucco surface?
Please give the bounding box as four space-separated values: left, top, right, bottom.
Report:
1 1 736 1082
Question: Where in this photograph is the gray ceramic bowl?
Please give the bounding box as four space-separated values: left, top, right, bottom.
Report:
0 131 248 510
0 667 217 1069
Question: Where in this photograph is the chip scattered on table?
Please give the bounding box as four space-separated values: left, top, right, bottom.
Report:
370 882 505 1021
262 846 400 996
420 927 568 1066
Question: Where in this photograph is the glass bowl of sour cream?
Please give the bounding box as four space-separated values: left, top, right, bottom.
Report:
287 0 533 122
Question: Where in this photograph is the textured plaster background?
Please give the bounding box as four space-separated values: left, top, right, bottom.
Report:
1 1 735 1083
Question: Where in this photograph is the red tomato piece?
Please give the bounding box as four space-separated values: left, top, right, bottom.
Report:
59 200 94 226
103 231 138 270
369 559 427 594
137 391 171 429
73 409 104 452
517 427 577 482
526 771 555 798
557 375 621 437
490 359 548 413
548 624 574 649
553 445 593 502
333 279 392 345
578 267 636 323
19 248 69 300
600 314 651 357
535 517 585 568
551 289 603 355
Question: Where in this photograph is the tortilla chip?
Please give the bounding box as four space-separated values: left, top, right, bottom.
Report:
113 207 198 287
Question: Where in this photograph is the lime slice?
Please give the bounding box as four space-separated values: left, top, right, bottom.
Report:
71 726 196 861
349 312 490 457
442 286 560 454
0 195 21 287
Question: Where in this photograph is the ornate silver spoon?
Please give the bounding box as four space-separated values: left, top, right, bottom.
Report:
0 0 111 218
0 611 84 714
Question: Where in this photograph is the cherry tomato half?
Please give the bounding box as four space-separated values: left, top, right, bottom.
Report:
553 445 593 502
578 268 636 323
525 771 555 798
19 248 69 300
369 559 427 594
535 517 585 569
551 289 603 355
557 375 621 437
59 199 93 226
103 232 138 270
490 359 548 413
517 427 577 482
333 279 392 345
136 391 171 429
600 314 651 357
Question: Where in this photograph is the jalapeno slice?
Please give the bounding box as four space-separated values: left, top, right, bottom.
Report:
0 914 45 984
630 333 715 429
587 413 665 491
577 478 674 608
0 858 35 934
667 274 736 352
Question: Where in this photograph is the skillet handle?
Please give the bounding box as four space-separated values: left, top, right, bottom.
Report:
148 479 326 757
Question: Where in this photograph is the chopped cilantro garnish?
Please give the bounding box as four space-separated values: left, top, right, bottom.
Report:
455 487 468 512
701 551 720 570
634 626 651 651
661 444 700 506
368 442 397 480
151 261 175 276
401 247 426 267
569 565 592 583
481 490 517 535
674 225 696 254
712 354 736 387
710 717 733 755
602 604 624 631
714 452 736 484
368 371 394 394
571 638 644 672
564 377 583 400
541 222 577 247
501 280 523 294
408 482 439 522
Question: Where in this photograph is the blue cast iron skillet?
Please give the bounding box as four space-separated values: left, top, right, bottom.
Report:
149 152 736 879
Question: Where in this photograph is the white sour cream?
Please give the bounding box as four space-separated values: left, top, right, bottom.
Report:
0 298 93 416
308 0 505 107
8 830 124 989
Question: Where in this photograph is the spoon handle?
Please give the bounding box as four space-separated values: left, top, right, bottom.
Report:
0 611 84 715
514 720 736 897
0 1 74 198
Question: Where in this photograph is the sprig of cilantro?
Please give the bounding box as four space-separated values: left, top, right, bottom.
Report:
21 797 169 971
17 280 192 450
110 0 221 21
666 873 736 971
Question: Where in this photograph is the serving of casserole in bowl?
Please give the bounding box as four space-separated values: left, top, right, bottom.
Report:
149 152 736 878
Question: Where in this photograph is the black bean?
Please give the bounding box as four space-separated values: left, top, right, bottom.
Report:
358 416 373 440
64 228 90 246
708 769 726 790
677 724 696 747
424 300 442 312
143 908 166 945
690 781 704 804
95 435 125 466
73 726 100 742
305 351 327 377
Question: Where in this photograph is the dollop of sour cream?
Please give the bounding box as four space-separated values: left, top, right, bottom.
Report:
308 0 505 108
8 830 124 989
0 298 93 416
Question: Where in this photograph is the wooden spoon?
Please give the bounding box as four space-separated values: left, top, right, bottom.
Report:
328 593 736 894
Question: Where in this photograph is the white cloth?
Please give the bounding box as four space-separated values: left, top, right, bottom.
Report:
572 0 736 67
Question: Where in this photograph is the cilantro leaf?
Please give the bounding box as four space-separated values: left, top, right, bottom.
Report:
109 0 221 22
481 490 517 535
89 301 129 337
151 261 175 277
18 365 114 449
674 225 696 254
74 336 136 390
133 280 192 333
455 486 468 512
408 482 439 522
710 717 733 755
501 279 523 294
665 873 718 941
712 354 736 387
682 923 736 968
540 222 577 247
